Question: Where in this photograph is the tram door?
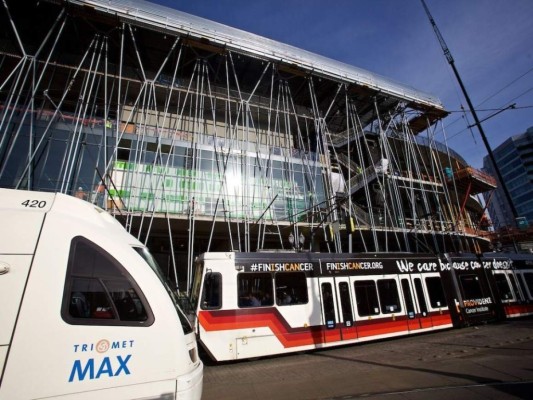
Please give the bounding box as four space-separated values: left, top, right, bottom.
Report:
494 270 526 303
335 278 358 340
399 276 421 332
508 270 527 302
319 278 357 343
514 271 531 302
406 274 434 329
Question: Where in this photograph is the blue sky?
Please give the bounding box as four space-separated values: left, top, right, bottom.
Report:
153 0 533 169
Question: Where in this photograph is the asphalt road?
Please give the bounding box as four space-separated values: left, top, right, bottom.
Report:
201 319 533 400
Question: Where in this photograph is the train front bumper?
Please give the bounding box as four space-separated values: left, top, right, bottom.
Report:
177 360 203 400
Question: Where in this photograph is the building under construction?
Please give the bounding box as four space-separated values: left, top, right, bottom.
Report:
0 0 497 289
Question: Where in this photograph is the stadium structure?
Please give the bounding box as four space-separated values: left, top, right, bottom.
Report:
0 0 498 290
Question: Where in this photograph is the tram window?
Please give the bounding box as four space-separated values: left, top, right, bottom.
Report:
354 280 380 317
425 277 446 308
238 273 273 307
275 272 308 305
459 274 483 299
401 279 415 318
517 274 529 300
377 279 401 314
69 278 114 319
524 273 533 299
338 282 354 326
201 272 222 310
508 274 521 301
494 273 513 300
414 278 428 315
321 283 336 328
62 236 153 326
104 279 149 321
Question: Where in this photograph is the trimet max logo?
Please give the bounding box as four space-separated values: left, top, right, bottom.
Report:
68 339 134 382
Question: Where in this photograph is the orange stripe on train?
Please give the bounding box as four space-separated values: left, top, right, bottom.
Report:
199 308 452 348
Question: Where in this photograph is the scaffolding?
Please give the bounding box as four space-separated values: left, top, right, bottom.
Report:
0 0 495 291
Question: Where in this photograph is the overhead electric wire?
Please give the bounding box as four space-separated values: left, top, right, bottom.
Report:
446 102 532 141
445 105 533 113
477 65 533 106
440 65 533 137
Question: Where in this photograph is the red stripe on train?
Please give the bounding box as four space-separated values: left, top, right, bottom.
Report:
504 303 533 317
199 308 452 348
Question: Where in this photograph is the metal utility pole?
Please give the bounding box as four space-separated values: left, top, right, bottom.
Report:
421 0 520 225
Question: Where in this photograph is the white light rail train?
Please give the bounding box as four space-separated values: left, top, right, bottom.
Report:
189 250 533 362
0 189 203 400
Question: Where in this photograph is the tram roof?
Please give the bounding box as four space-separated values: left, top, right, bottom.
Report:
61 0 447 116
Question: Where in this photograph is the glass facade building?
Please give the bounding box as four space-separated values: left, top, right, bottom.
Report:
0 0 496 289
483 127 533 229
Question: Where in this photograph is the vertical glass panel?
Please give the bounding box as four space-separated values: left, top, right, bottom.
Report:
401 279 415 318
104 137 328 219
201 272 222 310
0 126 29 188
425 277 446 308
524 273 533 299
338 282 354 326
414 278 428 315
33 128 70 191
517 274 531 300
508 273 522 301
321 282 336 328
377 279 401 313
494 273 513 300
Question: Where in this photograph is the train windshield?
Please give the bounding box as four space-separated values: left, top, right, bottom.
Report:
133 247 193 334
